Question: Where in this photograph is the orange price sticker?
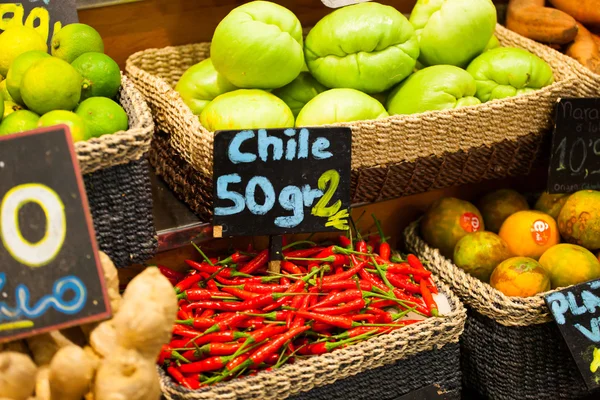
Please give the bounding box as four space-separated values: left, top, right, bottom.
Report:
531 219 551 246
460 212 482 233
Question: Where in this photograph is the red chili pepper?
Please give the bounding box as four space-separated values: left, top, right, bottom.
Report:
358 270 389 293
311 289 362 309
178 288 231 301
241 282 290 293
349 313 376 323
339 235 352 248
281 261 303 275
185 260 250 278
287 294 304 328
312 298 366 315
371 214 390 261
244 310 289 321
217 252 250 266
298 332 372 355
283 247 325 258
221 287 260 300
239 318 266 329
206 280 218 291
420 279 439 317
224 353 249 374
199 309 215 318
316 279 370 291
158 265 186 282
263 279 307 312
392 289 430 316
331 254 349 267
181 342 242 361
387 263 432 277
183 300 242 312
169 331 246 349
291 295 311 329
175 317 221 330
386 273 421 294
238 249 269 274
174 273 202 294
173 324 202 338
167 366 196 389
355 240 367 254
230 326 310 375
177 308 191 320
280 276 291 286
369 299 398 308
407 254 426 270
322 261 366 283
180 355 231 374
232 291 307 312
294 310 354 329
426 277 439 295
203 313 248 334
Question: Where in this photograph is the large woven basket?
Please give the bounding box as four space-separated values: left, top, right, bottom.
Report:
159 278 466 400
77 75 157 267
403 220 591 399
126 24 579 221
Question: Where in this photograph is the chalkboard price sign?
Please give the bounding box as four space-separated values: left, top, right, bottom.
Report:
0 126 110 343
0 0 78 48
213 127 351 237
545 279 600 390
548 98 600 194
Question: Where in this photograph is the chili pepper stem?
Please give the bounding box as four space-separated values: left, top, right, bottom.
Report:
282 240 317 250
191 242 214 266
371 256 396 293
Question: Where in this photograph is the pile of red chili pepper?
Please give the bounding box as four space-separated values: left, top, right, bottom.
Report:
157 216 440 390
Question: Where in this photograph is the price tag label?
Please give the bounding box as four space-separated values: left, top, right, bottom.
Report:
212 127 351 237
545 280 600 390
0 0 78 48
321 0 372 8
548 98 600 194
0 126 111 343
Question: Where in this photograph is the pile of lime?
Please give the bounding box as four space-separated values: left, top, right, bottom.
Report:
0 24 128 141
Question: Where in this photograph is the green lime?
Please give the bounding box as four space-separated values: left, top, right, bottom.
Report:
0 80 14 102
6 50 51 105
71 52 121 100
38 110 88 142
0 26 47 76
21 57 82 115
0 90 3 123
0 110 39 136
75 97 128 139
3 101 23 119
52 24 104 63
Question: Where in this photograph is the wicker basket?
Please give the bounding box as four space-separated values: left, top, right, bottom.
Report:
158 279 466 400
403 220 591 399
77 75 157 267
126 24 579 221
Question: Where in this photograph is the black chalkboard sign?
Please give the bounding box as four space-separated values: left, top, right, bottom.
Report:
545 279 600 390
0 0 78 48
0 126 110 343
398 385 446 400
548 98 600 194
213 127 351 237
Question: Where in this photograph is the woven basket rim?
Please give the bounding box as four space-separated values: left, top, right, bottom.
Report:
74 73 154 175
403 219 559 326
158 278 466 400
125 23 580 178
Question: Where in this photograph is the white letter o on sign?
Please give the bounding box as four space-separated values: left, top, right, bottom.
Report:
1 184 66 267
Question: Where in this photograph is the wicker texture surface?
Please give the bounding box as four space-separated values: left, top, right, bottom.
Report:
462 309 588 400
161 343 461 400
403 220 592 399
404 220 555 326
84 157 157 267
158 279 466 400
75 74 154 175
126 24 579 213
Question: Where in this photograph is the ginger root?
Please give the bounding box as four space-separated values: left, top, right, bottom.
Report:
49 346 96 400
0 352 37 400
94 348 161 400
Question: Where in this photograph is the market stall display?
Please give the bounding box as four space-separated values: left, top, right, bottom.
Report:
0 253 177 400
126 0 579 220
156 226 466 400
0 23 156 267
404 188 600 399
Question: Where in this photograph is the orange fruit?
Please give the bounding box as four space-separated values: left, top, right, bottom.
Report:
498 210 560 260
477 189 529 233
539 244 600 289
490 257 551 297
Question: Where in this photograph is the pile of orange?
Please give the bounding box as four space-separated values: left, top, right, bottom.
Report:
421 189 600 297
